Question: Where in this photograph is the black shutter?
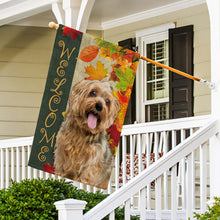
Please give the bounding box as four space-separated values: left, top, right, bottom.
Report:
118 38 136 124
169 25 194 119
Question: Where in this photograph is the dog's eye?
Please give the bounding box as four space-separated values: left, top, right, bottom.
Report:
105 99 110 106
90 90 96 97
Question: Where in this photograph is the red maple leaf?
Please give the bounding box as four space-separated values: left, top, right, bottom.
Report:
123 50 135 63
107 124 121 148
42 163 55 174
63 26 82 41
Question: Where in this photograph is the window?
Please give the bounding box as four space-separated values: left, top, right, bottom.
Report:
145 40 169 122
136 23 175 123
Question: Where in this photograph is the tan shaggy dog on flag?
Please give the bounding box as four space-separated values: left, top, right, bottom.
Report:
54 80 120 189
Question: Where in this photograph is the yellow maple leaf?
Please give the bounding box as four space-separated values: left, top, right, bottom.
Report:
85 61 108 80
99 47 111 60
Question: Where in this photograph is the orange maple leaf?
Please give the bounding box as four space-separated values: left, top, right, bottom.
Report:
85 61 108 80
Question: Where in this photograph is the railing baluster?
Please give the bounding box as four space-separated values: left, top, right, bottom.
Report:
16 147 20 182
181 129 186 210
191 150 196 210
79 183 83 190
172 130 176 149
115 146 120 190
146 133 151 210
27 145 31 179
154 132 158 161
22 146 25 180
87 184 91 192
130 135 134 180
155 176 162 220
163 131 168 210
137 133 142 172
109 210 115 220
140 187 146 220
11 147 15 182
93 187 97 193
130 135 134 207
171 129 177 219
39 170 44 178
45 171 50 179
0 148 4 189
171 164 177 220
200 143 207 213
5 148 9 188
186 153 193 219
191 128 196 210
122 135 127 185
124 198 131 220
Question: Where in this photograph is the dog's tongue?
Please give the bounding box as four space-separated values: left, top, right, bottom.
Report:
87 113 97 129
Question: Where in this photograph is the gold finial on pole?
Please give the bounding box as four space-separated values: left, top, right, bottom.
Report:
49 22 59 30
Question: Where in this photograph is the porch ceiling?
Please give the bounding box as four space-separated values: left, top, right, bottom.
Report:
0 0 206 30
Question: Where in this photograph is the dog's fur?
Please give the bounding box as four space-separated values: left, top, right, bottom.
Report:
54 80 120 189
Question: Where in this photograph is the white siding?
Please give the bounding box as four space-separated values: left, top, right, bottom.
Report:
0 25 56 139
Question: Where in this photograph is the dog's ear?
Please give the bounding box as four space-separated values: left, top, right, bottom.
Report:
70 80 92 98
69 80 87 107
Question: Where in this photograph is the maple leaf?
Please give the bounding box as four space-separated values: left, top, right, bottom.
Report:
62 26 82 41
106 122 122 156
115 67 135 91
99 47 111 60
85 61 108 80
113 87 132 125
42 163 55 174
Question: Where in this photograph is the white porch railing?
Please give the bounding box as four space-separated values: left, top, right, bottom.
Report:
60 117 218 220
0 115 217 219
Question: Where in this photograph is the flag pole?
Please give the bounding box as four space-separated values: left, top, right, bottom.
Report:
48 21 215 90
140 56 215 89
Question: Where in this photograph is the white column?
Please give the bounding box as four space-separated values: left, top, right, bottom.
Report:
54 199 87 220
206 0 220 199
52 2 65 24
62 0 81 28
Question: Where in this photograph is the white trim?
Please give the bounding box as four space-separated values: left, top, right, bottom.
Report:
136 23 175 38
2 0 206 29
145 98 169 106
135 23 174 123
0 0 59 26
102 0 206 30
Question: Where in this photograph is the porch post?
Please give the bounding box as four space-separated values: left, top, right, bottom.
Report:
54 199 87 220
206 0 220 199
54 0 95 32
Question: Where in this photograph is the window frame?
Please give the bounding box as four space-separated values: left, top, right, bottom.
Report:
135 23 175 123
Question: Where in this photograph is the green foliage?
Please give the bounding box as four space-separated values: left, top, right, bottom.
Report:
0 178 139 220
194 197 220 220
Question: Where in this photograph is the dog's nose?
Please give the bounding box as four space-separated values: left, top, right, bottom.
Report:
95 102 103 112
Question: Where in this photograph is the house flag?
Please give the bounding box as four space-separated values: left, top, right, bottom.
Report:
28 24 140 189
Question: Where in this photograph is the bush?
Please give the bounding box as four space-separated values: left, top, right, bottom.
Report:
194 197 220 220
0 178 139 220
